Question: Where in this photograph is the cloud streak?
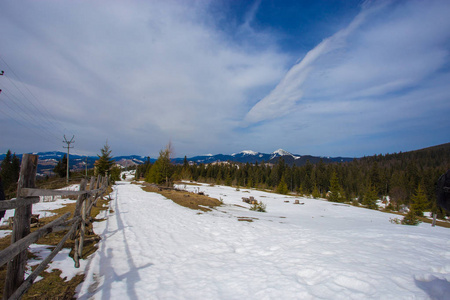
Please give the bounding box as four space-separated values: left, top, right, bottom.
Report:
241 0 450 156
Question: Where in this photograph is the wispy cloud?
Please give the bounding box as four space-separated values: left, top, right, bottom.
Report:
241 0 450 155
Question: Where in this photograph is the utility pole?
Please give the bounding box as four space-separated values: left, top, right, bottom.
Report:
85 156 88 178
63 135 75 184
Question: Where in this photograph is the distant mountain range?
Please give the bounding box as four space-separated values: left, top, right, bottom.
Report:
0 149 354 176
173 149 354 166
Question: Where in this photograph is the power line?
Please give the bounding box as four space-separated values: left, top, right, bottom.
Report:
0 56 65 137
0 57 68 148
0 88 62 141
0 102 62 148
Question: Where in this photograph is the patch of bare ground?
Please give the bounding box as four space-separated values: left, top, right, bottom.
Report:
237 217 258 222
173 181 202 186
140 182 222 212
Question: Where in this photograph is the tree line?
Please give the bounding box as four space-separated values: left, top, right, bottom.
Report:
139 143 450 217
0 150 21 199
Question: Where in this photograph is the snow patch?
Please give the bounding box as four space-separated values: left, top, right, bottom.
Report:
232 150 259 156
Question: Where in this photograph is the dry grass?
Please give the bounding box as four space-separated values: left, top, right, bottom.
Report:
173 181 202 186
140 183 222 212
0 186 111 299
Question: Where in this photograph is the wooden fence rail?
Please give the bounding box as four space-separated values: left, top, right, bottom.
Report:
1 154 109 300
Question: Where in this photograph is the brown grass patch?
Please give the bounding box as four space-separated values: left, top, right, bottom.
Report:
237 217 258 222
140 184 221 212
173 181 202 186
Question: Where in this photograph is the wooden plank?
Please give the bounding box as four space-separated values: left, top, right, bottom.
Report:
71 179 87 241
0 212 71 268
20 187 103 198
4 154 38 299
0 197 40 210
8 219 80 300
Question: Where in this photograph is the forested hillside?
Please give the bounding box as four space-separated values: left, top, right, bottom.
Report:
140 143 450 215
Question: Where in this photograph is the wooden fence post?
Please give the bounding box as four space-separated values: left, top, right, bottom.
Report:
72 179 87 268
3 154 38 300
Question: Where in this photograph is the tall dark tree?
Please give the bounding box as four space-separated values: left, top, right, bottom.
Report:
0 150 21 199
328 171 344 203
0 150 12 188
97 142 114 176
146 142 173 186
53 154 68 178
410 183 428 217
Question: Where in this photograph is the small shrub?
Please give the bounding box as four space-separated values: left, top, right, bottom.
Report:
389 218 401 224
401 209 420 226
250 201 266 212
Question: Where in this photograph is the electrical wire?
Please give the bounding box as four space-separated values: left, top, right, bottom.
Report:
0 56 65 137
0 55 69 148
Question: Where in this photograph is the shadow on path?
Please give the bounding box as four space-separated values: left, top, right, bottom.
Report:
415 276 450 300
83 185 153 299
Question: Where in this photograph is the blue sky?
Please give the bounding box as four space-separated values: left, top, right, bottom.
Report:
0 0 449 158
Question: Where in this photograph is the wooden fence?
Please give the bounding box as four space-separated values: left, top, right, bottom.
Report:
0 154 109 299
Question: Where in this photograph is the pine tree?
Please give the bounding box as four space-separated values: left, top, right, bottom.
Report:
0 150 21 199
0 150 12 188
363 183 378 209
312 185 321 198
11 153 20 184
146 143 173 186
410 183 428 217
53 154 68 178
402 208 419 225
97 142 114 176
276 175 289 195
328 171 344 202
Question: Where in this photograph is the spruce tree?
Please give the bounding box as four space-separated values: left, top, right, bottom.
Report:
363 183 378 209
0 150 12 188
312 185 321 198
11 153 20 184
410 183 428 217
276 175 289 195
402 208 420 225
328 171 343 202
54 154 68 178
97 142 114 176
146 143 172 186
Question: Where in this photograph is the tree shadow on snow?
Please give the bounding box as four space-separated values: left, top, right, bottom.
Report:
415 276 450 300
81 188 154 300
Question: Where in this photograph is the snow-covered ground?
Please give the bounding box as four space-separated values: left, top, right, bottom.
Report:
1 179 449 299
74 181 450 299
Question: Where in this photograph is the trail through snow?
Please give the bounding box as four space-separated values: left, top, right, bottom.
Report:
76 181 450 299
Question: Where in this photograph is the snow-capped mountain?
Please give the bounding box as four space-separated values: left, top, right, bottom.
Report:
182 149 352 166
0 149 354 175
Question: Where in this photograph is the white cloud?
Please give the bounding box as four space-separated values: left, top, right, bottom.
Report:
241 0 450 156
0 0 288 156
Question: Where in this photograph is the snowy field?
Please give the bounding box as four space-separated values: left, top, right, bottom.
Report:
75 181 450 299
1 179 449 299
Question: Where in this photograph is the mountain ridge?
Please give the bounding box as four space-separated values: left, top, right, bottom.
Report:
2 143 449 176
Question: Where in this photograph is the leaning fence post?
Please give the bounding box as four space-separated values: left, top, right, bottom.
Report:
3 154 38 300
72 179 86 268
